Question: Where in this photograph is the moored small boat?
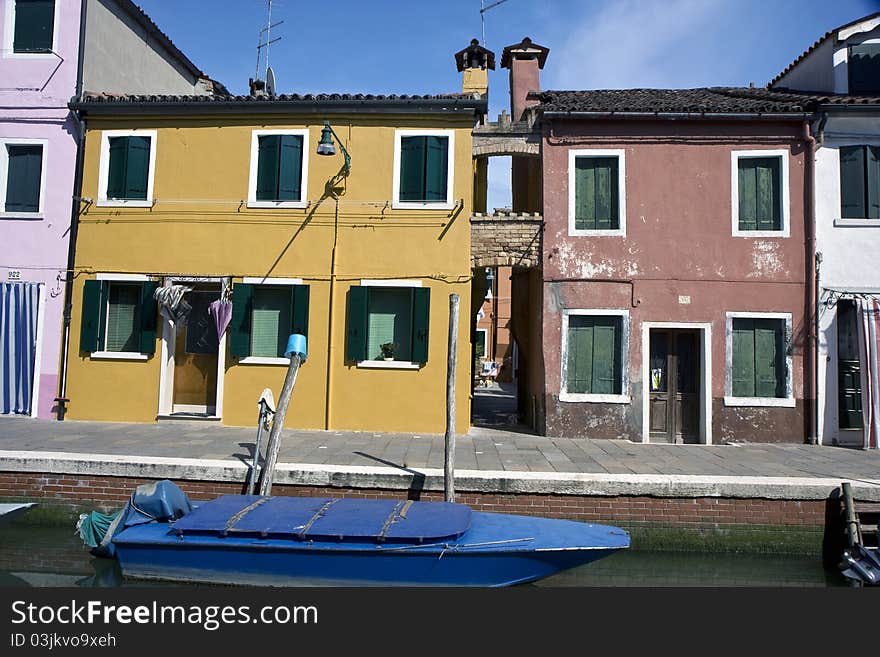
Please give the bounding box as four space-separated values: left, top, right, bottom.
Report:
0 503 35 526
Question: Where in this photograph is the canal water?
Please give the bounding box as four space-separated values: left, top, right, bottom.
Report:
0 523 851 587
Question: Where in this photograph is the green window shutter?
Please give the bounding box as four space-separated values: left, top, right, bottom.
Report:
411 287 430 363
256 135 281 201
124 136 151 200
345 286 369 362
13 0 54 53
590 316 620 394
424 136 448 201
139 282 158 355
4 145 42 212
739 158 780 230
566 316 621 394
79 280 105 353
251 287 291 358
566 316 594 394
754 319 784 398
868 146 880 219
277 135 303 201
738 160 757 231
840 146 866 219
731 318 756 397
399 136 427 201
106 284 140 352
849 43 880 94
574 158 596 230
290 284 310 339
575 157 618 230
229 283 254 357
106 137 128 199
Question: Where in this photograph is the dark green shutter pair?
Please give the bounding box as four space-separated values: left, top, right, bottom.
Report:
566 315 622 394
5 145 42 213
848 43 880 95
345 287 430 363
107 136 151 200
840 146 880 219
574 157 619 230
399 136 448 202
738 157 781 231
13 0 54 53
229 283 310 358
79 280 158 354
256 135 303 201
731 318 785 398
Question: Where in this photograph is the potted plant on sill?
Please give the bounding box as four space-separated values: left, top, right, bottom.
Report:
380 342 398 361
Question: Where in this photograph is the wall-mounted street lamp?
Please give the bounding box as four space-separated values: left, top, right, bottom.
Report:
316 120 351 176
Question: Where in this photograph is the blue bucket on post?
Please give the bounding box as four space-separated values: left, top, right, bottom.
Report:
284 334 307 362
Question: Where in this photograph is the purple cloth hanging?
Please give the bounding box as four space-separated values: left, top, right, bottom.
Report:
208 299 232 340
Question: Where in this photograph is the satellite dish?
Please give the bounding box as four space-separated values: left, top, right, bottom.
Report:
266 66 276 96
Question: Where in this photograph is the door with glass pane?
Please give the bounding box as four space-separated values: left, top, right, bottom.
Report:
649 329 700 443
837 300 863 446
172 288 218 415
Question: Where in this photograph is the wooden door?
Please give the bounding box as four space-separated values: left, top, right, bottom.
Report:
172 289 219 415
837 300 863 444
649 329 700 444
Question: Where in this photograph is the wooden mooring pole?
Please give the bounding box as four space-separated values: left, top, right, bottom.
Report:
445 293 460 503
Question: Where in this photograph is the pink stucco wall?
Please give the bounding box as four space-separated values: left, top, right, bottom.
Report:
539 119 809 442
0 0 82 417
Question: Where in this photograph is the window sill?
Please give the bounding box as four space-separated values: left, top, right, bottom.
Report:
559 393 630 404
3 52 56 59
90 351 150 361
569 229 625 237
392 201 455 211
0 212 43 220
237 356 290 365
247 200 308 210
357 360 422 370
96 199 154 208
834 218 880 228
731 230 790 238
723 396 796 408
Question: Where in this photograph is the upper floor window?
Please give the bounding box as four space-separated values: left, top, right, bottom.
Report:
393 130 454 210
11 0 55 54
568 149 626 237
247 130 309 208
840 145 880 219
849 43 880 95
1 139 46 217
97 130 157 208
731 150 790 237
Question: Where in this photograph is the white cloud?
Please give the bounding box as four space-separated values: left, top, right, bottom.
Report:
545 0 728 90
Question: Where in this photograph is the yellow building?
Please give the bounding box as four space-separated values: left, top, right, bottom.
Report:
63 88 486 434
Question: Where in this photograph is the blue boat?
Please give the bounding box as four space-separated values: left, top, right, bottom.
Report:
90 481 630 587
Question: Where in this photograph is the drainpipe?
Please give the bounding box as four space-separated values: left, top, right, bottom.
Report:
55 0 88 420
804 119 818 445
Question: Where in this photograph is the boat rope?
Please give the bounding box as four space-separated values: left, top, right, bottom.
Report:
297 499 338 540
223 497 269 534
376 536 535 554
377 500 412 541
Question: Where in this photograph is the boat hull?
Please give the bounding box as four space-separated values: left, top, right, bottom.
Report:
113 511 629 587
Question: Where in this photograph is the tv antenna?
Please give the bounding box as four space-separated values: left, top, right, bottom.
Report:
480 0 511 46
255 0 283 87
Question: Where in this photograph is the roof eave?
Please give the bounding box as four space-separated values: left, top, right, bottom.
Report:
540 110 811 120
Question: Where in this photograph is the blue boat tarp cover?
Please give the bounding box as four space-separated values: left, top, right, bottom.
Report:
172 495 472 543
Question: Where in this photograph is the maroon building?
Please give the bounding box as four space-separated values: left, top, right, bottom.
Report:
506 51 816 443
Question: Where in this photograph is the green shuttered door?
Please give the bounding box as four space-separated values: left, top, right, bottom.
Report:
738 157 780 231
13 0 54 53
5 145 42 213
566 315 621 394
574 157 618 230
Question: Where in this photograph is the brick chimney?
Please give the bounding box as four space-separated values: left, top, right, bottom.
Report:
455 38 495 99
500 37 549 121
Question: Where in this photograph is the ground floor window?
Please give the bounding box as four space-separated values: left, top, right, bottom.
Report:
346 283 430 364
229 282 309 361
475 328 487 359
560 310 627 402
80 278 158 356
726 313 792 404
837 300 863 429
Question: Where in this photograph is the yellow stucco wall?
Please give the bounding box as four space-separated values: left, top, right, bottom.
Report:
66 113 475 434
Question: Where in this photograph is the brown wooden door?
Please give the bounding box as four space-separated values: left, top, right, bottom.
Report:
172 289 219 415
649 329 700 444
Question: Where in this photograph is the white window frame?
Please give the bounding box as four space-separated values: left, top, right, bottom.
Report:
724 311 795 407
0 137 48 218
96 130 157 208
475 327 489 359
392 129 455 210
246 129 310 209
3 0 60 59
731 150 790 238
560 308 630 403
238 276 304 365
568 149 626 237
833 141 880 227
89 273 152 361
357 278 423 370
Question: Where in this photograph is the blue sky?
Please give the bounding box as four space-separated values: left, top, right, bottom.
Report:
136 0 879 208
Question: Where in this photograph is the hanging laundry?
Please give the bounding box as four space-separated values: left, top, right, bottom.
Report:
209 297 233 340
153 285 193 326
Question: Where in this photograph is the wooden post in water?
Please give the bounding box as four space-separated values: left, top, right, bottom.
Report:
258 335 307 496
445 293 460 503
842 482 859 548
